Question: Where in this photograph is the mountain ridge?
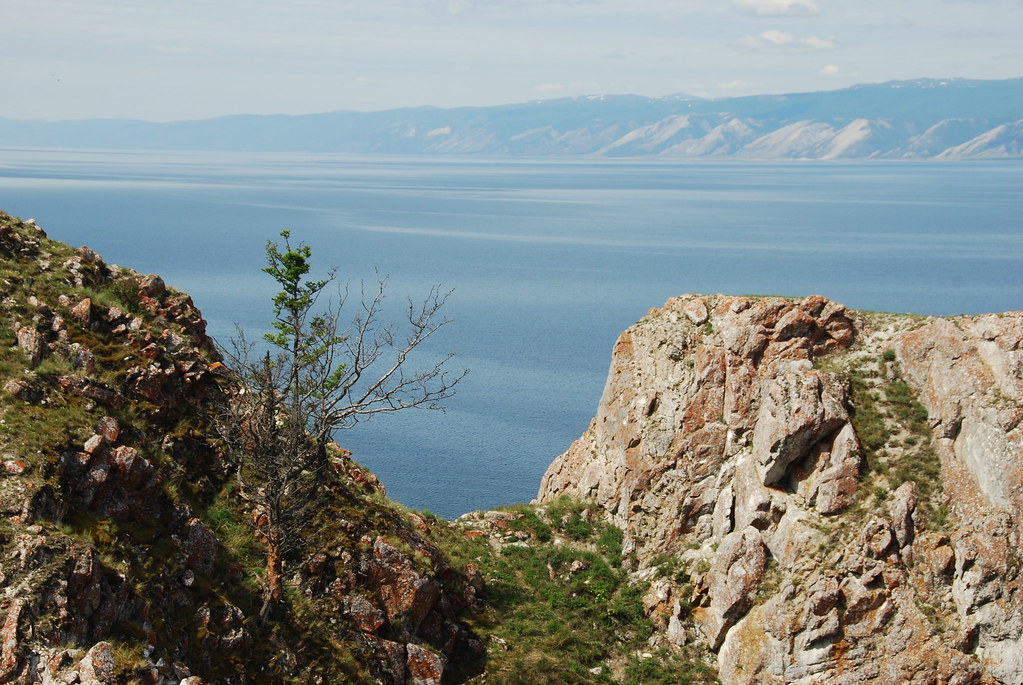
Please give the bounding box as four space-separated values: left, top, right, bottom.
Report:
2 77 1021 159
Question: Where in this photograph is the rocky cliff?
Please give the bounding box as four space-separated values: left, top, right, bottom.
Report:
539 294 1023 684
0 211 485 684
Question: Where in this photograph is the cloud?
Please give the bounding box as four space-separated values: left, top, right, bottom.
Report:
536 83 567 92
733 0 821 17
740 30 836 51
819 64 840 77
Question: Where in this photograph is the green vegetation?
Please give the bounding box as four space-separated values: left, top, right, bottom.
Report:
846 352 945 526
426 497 717 684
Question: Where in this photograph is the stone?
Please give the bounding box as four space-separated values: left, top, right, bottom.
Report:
183 518 218 575
139 274 166 297
406 643 445 685
96 416 120 443
863 518 896 559
370 639 407 685
78 641 115 682
306 552 328 575
700 526 767 649
346 594 386 634
889 481 919 549
0 599 23 681
70 297 92 326
464 564 484 593
536 295 1023 682
15 325 45 365
752 371 848 487
3 379 31 402
369 539 442 632
4 459 30 475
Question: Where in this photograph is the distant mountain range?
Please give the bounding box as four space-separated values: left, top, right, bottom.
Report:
3 78 1022 159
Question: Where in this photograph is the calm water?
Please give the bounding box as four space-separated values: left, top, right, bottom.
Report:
2 149 1021 517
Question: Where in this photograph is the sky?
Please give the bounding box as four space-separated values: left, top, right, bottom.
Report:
3 0 1022 122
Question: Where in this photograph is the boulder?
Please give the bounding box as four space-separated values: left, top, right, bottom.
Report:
752 371 849 487
406 643 445 685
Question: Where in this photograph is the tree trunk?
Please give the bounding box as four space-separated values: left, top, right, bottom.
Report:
261 532 285 621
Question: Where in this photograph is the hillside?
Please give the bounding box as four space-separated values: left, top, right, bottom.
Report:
1 78 1021 159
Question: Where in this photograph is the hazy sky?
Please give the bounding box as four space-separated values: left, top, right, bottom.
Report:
3 0 1022 121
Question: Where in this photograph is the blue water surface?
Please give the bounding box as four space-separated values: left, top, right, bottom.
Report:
1 149 1021 517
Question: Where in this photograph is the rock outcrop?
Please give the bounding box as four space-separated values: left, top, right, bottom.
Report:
539 293 1023 684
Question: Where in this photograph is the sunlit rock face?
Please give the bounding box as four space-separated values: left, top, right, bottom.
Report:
539 293 1023 684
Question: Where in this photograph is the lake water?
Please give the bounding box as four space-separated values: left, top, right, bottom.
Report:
1 149 1021 518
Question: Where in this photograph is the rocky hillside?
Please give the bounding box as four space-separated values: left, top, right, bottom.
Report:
0 211 491 683
539 294 1023 683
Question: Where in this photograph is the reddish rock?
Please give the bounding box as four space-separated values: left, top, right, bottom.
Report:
83 433 107 455
346 594 386 634
408 513 430 532
75 246 103 264
14 325 44 365
58 375 125 408
96 416 120 442
3 459 30 475
0 599 23 681
139 274 166 297
368 539 442 632
464 564 484 593
110 445 154 490
70 297 92 325
78 641 115 682
370 638 407 685
306 552 328 575
406 643 445 684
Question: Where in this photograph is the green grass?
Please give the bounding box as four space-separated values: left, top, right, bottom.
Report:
430 499 717 684
847 358 945 528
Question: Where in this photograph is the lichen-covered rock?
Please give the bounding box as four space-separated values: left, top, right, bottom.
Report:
406 643 446 685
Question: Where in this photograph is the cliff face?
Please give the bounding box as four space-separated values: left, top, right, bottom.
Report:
539 294 1023 684
0 211 482 684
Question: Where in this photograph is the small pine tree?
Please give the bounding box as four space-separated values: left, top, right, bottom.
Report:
218 231 467 618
